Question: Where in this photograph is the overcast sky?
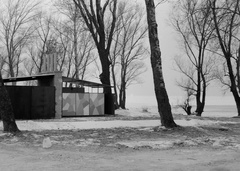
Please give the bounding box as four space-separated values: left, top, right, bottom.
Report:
128 1 188 97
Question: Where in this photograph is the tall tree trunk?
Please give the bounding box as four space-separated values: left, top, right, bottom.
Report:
226 54 240 116
98 49 111 94
119 79 126 109
195 101 204 116
122 86 126 109
8 55 15 77
195 59 206 116
119 70 126 109
0 72 20 133
73 5 79 80
119 83 123 108
211 0 240 116
196 71 207 116
73 0 117 94
232 90 240 116
111 65 119 108
145 0 177 128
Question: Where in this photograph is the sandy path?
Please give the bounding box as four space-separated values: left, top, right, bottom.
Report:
0 143 240 171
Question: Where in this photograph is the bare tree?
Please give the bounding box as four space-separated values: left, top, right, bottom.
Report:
145 0 177 128
210 0 240 116
50 20 72 76
110 1 148 109
0 71 20 133
176 77 194 115
0 0 40 77
171 0 216 116
73 0 117 93
54 1 96 80
55 0 81 80
25 13 56 75
109 2 123 108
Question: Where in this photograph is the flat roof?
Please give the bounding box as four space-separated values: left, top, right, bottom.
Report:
62 76 111 88
3 74 111 88
3 73 55 83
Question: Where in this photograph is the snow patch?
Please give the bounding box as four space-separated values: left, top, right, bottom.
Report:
0 118 235 131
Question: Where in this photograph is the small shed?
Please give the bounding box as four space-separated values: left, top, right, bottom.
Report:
3 72 115 119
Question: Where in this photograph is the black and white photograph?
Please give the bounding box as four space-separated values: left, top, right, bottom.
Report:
0 0 240 170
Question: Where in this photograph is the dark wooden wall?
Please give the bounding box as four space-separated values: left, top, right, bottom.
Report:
6 86 55 119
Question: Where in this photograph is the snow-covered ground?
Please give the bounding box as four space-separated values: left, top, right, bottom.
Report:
1 103 240 171
0 107 236 131
0 119 229 131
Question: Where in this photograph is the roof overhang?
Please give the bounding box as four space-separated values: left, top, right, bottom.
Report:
3 73 55 83
3 74 112 88
62 76 112 88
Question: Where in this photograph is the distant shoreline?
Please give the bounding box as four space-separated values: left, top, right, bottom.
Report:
126 103 238 118
127 95 236 106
